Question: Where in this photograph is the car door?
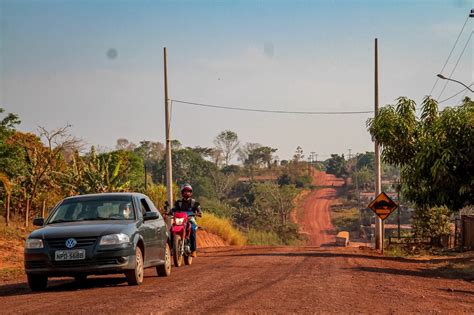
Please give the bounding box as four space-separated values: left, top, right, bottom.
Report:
135 197 155 265
145 197 167 261
139 197 161 264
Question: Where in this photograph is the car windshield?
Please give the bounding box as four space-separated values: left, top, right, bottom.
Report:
48 197 135 223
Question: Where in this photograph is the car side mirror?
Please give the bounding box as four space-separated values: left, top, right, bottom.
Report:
143 212 159 221
33 218 44 226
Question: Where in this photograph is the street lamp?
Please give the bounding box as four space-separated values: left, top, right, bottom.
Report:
437 74 473 92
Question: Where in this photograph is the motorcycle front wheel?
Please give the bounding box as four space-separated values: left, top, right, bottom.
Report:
173 235 184 267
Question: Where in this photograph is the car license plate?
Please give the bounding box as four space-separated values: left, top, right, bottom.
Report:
55 249 86 261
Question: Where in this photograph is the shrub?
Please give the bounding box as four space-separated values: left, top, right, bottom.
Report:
412 205 451 246
200 197 235 218
247 229 281 245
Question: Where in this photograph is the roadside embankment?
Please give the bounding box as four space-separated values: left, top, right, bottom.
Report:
197 213 246 246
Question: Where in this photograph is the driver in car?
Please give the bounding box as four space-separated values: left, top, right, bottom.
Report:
119 203 132 219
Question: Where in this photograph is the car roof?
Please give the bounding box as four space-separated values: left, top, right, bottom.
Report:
63 192 147 201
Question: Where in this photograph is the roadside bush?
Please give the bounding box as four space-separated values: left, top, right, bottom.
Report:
200 197 235 218
247 229 281 245
331 207 359 234
412 205 451 246
275 223 303 245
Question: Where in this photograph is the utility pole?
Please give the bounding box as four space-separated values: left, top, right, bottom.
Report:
348 148 352 160
374 38 383 252
307 156 312 176
164 47 173 212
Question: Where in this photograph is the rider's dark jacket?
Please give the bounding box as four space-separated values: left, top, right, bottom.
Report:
172 198 202 215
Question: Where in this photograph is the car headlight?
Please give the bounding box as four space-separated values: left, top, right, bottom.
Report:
174 218 184 225
99 233 130 246
26 238 44 249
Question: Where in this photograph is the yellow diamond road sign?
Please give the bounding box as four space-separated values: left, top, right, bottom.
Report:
368 192 398 220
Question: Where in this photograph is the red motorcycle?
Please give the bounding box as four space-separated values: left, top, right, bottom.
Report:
170 211 196 267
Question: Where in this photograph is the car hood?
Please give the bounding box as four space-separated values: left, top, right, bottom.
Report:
29 221 134 239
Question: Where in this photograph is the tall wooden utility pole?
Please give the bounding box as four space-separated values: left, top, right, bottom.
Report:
164 47 173 211
374 38 384 252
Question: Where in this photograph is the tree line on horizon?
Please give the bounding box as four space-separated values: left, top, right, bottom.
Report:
0 113 314 244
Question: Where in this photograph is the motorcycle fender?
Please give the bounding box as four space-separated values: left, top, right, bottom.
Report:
171 225 185 234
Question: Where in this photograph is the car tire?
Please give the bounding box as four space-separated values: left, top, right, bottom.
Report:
156 243 171 277
125 246 144 285
27 274 48 291
173 235 183 267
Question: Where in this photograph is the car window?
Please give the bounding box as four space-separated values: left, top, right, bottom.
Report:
145 198 162 219
48 198 135 223
140 198 151 215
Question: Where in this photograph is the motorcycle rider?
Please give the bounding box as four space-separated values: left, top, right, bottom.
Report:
171 184 202 257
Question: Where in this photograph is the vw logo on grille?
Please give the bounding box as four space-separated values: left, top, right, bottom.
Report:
65 238 77 248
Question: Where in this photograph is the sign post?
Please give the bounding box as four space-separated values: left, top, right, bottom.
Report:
368 192 398 254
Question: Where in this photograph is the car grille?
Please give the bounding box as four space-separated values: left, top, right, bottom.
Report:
46 237 98 249
51 258 121 267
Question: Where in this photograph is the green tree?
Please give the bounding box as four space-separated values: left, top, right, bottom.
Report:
368 96 473 211
214 130 240 166
252 182 299 225
325 154 347 178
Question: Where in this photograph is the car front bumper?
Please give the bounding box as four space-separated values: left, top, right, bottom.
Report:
25 246 136 276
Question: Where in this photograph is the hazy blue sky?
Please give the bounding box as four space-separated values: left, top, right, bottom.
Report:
1 0 472 160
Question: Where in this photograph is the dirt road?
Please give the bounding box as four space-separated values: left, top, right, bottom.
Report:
1 171 473 313
296 171 344 246
1 246 473 313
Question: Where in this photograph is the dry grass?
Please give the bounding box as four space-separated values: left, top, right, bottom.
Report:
197 213 247 246
0 222 30 281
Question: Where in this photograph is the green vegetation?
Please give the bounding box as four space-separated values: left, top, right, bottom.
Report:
331 207 359 234
368 97 473 210
0 107 309 245
247 229 281 246
368 96 473 242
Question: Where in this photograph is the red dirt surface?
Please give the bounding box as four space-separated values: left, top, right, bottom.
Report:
1 246 473 313
1 172 473 313
297 171 344 246
197 229 226 248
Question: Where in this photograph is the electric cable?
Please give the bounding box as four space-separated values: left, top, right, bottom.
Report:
438 83 473 104
437 30 473 100
429 15 470 96
171 99 373 115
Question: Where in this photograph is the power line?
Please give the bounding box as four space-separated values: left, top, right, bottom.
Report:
437 30 473 100
429 15 470 96
171 99 373 115
438 83 473 104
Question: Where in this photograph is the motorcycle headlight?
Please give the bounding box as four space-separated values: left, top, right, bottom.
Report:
174 218 185 225
99 233 130 246
26 238 44 249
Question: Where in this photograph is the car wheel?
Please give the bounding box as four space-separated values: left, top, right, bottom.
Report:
27 274 48 291
125 246 144 285
156 243 171 277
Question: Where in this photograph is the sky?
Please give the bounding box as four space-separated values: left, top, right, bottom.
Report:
0 0 472 161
